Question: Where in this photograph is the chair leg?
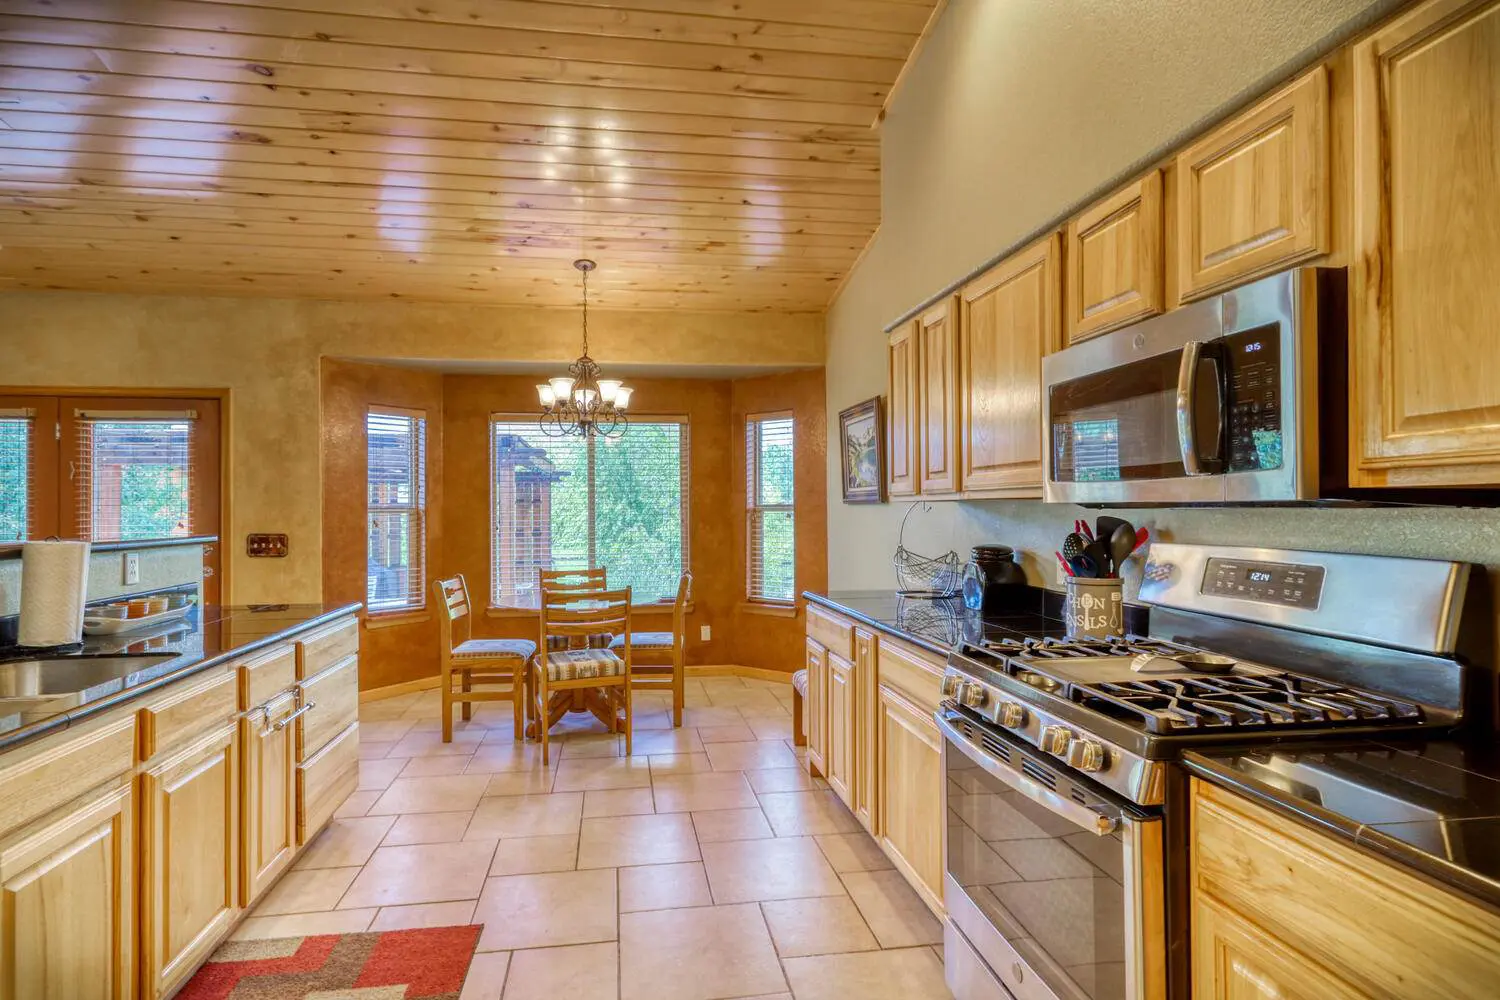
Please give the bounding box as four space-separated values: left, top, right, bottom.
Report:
672 652 684 728
623 679 633 757
461 670 472 721
512 664 524 742
539 677 550 766
441 663 454 743
792 686 805 748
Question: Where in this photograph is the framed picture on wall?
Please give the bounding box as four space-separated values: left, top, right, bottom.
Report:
838 396 886 504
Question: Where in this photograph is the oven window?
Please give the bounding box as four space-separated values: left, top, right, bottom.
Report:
947 744 1129 1000
1049 350 1185 483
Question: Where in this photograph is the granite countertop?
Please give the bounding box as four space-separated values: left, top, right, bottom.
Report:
0 601 361 752
0 534 220 558
1185 738 1500 911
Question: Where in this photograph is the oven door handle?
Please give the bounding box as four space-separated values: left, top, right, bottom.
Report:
936 713 1121 836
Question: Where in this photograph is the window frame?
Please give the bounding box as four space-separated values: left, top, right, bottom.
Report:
487 412 691 611
745 410 797 607
365 404 429 617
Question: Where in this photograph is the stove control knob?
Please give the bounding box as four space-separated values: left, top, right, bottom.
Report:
1039 725 1073 756
1066 739 1107 772
997 702 1026 728
940 674 962 700
960 684 988 709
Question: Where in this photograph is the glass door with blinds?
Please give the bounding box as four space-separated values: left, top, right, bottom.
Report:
0 396 61 542
746 414 795 605
366 408 427 614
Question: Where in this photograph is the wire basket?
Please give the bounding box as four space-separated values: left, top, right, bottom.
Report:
892 502 962 597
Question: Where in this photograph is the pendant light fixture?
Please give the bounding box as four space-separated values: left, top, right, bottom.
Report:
536 259 632 439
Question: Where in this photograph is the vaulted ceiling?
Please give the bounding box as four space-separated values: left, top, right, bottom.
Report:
0 0 940 310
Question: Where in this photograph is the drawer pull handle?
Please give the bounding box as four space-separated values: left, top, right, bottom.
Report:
274 701 316 731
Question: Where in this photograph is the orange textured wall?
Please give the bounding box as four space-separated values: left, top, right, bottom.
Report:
320 359 445 690
440 374 736 665
731 370 829 674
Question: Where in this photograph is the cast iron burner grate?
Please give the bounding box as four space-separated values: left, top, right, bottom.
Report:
982 636 1182 658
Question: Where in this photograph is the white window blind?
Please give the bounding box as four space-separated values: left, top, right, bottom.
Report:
75 410 196 542
490 417 688 609
367 409 427 613
747 416 795 604
0 409 34 541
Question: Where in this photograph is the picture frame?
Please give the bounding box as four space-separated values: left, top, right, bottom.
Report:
838 396 886 504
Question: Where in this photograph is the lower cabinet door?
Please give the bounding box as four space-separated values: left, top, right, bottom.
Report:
0 780 135 1000
297 721 359 845
804 639 828 777
853 629 877 833
876 683 944 912
1192 893 1369 1000
141 722 239 1000
826 651 854 808
241 694 297 906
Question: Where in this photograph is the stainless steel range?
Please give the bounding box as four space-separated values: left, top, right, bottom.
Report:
938 543 1478 1000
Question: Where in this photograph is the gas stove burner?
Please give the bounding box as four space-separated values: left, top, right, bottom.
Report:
982 635 1183 658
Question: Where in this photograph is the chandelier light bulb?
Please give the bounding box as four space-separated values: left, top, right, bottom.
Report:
597 379 622 404
537 384 556 407
537 259 632 439
612 386 633 411
548 376 575 400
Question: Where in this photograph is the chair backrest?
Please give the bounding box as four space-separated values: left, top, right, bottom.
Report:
538 567 607 600
672 572 693 654
433 574 473 651
539 585 632 661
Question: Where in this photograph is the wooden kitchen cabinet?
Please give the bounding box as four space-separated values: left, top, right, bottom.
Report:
1349 0 1500 487
825 650 854 808
1175 66 1330 301
958 234 1060 496
1191 778 1500 1000
1066 171 1164 341
0 780 135 1000
916 297 961 495
804 638 828 777
140 722 239 1000
240 691 296 907
886 321 921 498
852 627 877 832
876 682 944 914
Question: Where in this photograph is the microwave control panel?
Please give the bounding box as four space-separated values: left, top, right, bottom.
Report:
1223 326 1282 471
1201 557 1325 609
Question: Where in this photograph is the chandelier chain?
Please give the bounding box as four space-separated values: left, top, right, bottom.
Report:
580 263 589 356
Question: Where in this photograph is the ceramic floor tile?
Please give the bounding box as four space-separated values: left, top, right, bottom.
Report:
294 815 397 869
746 768 826 794
553 756 652 792
760 895 880 957
467 793 584 839
745 716 795 742
386 729 486 758
700 836 845 904
618 861 712 912
840 869 944 948
651 771 758 813
399 755 475 778
483 769 556 797
357 757 407 791
489 834 579 876
466 741 557 774
577 812 700 869
473 869 618 951
369 899 478 931
232 907 377 941
620 903 786 1000
251 866 359 916
704 740 800 771
332 790 381 819
690 807 775 843
358 741 395 760
559 734 627 759
814 832 894 873
366 775 494 816
705 688 784 711
680 707 747 729
781 947 949 1000
696 723 758 744
357 720 417 743
647 753 713 776
627 729 703 756
339 840 497 908
756 790 863 836
583 787 655 818
503 941 618 1000
459 951 512 1000
382 811 475 847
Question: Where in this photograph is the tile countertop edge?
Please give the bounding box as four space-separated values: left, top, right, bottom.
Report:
0 601 363 755
802 590 954 657
1182 750 1500 915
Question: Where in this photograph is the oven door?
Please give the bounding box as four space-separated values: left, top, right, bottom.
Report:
938 710 1165 1000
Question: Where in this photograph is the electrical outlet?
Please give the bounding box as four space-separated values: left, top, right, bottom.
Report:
123 551 140 586
699 624 711 642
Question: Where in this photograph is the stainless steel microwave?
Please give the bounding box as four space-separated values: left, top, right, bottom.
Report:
1041 267 1344 505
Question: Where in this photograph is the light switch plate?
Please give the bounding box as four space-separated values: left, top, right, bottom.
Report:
123 551 140 585
699 625 711 642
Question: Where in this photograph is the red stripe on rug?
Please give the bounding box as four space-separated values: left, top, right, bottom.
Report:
354 924 485 997
174 935 340 1000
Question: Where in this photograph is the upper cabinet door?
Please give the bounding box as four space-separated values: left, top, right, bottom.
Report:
959 235 1061 496
1351 0 1500 487
1175 66 1330 301
1066 172 1164 342
886 322 921 498
917 298 961 495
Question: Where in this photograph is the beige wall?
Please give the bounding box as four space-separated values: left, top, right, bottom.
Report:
822 0 1461 595
1 291 823 603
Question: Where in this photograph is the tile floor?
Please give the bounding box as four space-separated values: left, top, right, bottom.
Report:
238 675 952 1000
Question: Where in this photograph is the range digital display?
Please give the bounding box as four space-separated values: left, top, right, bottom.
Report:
1201 558 1325 609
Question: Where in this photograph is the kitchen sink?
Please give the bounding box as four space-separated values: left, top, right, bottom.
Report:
0 654 178 699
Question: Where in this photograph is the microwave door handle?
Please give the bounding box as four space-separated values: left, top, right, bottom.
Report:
1176 340 1204 475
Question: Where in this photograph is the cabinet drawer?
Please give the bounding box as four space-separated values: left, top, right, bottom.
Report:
875 637 943 715
140 667 238 760
1191 779 1500 1000
297 654 359 762
295 616 358 681
238 643 296 711
807 605 854 660
0 712 136 837
297 721 358 844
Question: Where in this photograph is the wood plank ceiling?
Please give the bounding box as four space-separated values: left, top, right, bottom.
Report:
0 0 938 311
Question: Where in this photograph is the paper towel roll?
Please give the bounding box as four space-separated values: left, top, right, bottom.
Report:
18 540 92 647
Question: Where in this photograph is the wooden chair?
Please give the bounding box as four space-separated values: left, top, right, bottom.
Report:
434 575 537 743
612 572 691 727
532 585 633 764
538 567 607 597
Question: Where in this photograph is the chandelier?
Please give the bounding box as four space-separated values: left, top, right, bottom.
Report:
536 259 632 439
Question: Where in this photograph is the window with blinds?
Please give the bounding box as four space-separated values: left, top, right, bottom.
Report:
75 410 196 542
490 417 688 609
367 409 427 613
747 415 795 604
0 409 33 541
